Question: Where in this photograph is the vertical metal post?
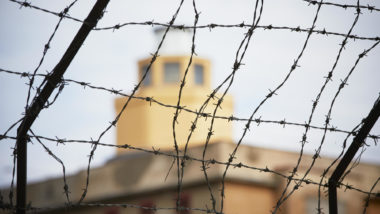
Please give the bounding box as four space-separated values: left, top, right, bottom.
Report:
16 135 27 214
328 96 380 214
15 0 110 213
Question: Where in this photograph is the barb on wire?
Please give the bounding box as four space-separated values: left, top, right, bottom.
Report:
2 0 380 213
267 0 325 212
1 117 24 208
278 39 380 214
7 0 79 208
362 177 380 214
217 0 265 212
2 132 376 201
0 201 215 213
303 0 380 12
176 0 200 212
329 94 380 214
1 132 378 200
96 22 380 41
24 0 79 110
273 1 366 211
2 68 379 141
77 0 187 205
8 0 84 23
11 1 111 212
7 0 380 41
29 130 71 205
316 122 362 213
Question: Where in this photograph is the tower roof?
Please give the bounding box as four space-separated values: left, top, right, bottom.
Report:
154 26 193 56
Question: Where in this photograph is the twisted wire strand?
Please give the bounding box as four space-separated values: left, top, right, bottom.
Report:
1 68 379 141
0 133 377 199
273 1 366 212
77 0 187 204
1 0 379 213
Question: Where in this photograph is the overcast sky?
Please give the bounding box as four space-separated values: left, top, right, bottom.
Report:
0 0 379 187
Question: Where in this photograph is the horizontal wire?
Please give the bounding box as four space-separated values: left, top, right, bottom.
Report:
0 133 377 198
3 0 380 213
303 0 380 12
1 68 379 141
7 0 380 41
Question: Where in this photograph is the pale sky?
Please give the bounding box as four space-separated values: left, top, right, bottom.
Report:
0 0 379 187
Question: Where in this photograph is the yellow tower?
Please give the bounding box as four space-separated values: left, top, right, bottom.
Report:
115 28 234 154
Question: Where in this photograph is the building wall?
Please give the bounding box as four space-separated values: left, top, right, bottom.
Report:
115 56 234 154
367 199 380 214
1 142 379 214
223 182 275 214
41 182 223 214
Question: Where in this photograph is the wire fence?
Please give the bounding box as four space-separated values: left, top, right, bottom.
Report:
0 0 379 213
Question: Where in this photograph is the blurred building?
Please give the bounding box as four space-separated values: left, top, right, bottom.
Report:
114 28 234 152
1 28 379 214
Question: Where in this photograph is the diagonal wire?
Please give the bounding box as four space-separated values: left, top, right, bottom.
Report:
1 68 379 141
175 0 200 211
29 130 71 205
273 1 364 211
77 0 187 204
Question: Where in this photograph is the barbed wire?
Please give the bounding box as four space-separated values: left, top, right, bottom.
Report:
316 122 362 213
6 0 80 208
176 0 200 212
1 0 380 213
362 177 380 214
2 68 379 142
7 0 380 42
95 22 380 41
75 0 187 205
29 130 71 205
273 2 366 211
0 201 220 214
216 0 265 212
303 0 380 12
8 0 85 23
236 0 326 212
23 0 79 111
276 38 380 213
0 133 377 199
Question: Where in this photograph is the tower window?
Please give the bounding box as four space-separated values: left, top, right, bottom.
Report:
164 62 180 83
194 64 204 85
141 65 152 86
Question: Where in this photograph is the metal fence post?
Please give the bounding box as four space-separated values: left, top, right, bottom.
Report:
15 0 110 213
328 96 380 214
